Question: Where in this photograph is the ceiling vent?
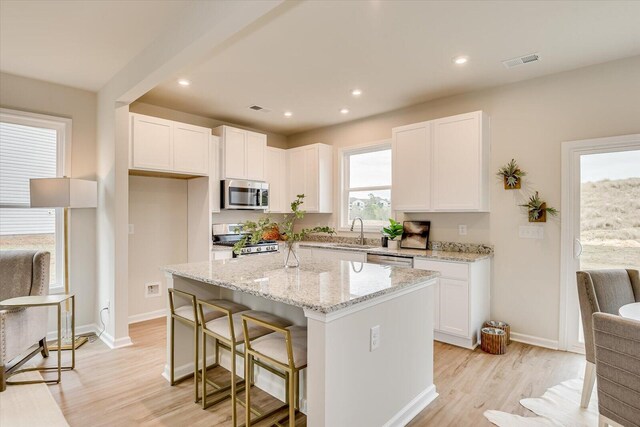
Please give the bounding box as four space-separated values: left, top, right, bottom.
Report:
248 105 270 113
502 53 541 69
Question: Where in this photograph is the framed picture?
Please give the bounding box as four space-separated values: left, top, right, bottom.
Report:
400 221 430 250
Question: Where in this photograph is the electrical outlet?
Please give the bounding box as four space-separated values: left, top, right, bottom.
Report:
145 282 161 298
128 224 135 234
370 325 380 351
458 225 467 235
519 225 544 239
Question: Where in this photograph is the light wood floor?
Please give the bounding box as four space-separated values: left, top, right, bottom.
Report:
32 318 584 426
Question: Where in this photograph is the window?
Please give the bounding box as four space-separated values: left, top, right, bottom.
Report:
0 109 71 290
341 142 392 229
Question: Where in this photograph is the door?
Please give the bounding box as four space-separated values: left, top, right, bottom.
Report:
439 278 469 337
392 122 431 211
287 149 305 206
131 114 173 171
173 123 209 174
223 126 247 179
265 147 285 213
246 131 266 180
209 136 220 213
303 146 319 212
561 134 640 353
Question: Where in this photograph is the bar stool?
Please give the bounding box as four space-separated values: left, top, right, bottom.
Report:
167 289 248 402
198 300 292 426
242 313 308 427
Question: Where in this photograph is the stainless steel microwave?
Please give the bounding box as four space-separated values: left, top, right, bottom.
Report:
221 179 269 210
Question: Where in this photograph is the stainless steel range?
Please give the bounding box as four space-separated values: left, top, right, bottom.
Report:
212 223 279 257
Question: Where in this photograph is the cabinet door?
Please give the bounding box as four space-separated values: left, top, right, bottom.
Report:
265 147 286 213
392 122 431 211
439 278 470 337
433 281 440 331
173 123 209 174
303 146 319 212
246 131 266 180
311 248 367 262
431 112 481 210
287 149 305 205
223 127 247 179
131 114 173 171
209 136 221 213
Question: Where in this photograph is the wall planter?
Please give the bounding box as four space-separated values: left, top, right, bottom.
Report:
497 159 526 190
520 192 558 222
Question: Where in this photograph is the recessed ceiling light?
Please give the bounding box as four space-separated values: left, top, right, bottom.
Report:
453 56 469 65
351 89 362 96
340 108 350 114
178 79 191 86
284 111 293 118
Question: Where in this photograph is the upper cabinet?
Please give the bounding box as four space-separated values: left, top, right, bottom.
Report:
286 143 333 213
130 113 210 176
213 125 266 181
209 135 221 213
264 147 287 213
391 111 490 212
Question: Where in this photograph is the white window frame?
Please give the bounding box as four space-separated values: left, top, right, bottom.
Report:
339 140 392 231
0 108 72 293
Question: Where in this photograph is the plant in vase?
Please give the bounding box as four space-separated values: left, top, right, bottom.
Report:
232 194 334 268
497 158 526 189
520 191 558 222
382 218 403 250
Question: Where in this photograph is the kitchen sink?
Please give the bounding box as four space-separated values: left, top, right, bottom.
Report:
327 243 377 250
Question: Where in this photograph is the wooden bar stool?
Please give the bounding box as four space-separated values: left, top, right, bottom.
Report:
198 300 292 426
168 289 248 402
242 313 308 427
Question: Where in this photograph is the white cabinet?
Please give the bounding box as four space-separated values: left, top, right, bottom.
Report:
286 143 333 213
392 121 431 211
209 135 221 213
265 147 287 213
214 125 267 181
130 113 210 176
431 111 490 211
306 247 367 263
391 111 490 212
414 258 490 349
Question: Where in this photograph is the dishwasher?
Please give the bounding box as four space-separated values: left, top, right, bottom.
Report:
366 253 414 268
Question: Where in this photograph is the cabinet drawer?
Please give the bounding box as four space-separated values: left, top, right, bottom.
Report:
414 259 468 280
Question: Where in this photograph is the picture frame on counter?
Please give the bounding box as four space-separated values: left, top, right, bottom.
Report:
400 221 431 249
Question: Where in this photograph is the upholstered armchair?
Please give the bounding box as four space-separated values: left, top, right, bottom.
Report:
0 250 50 392
576 269 640 408
592 313 640 427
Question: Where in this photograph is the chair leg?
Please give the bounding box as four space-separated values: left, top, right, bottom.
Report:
193 323 199 403
245 353 252 427
170 317 176 385
288 369 296 427
40 338 49 358
231 347 237 427
201 329 207 409
581 362 596 408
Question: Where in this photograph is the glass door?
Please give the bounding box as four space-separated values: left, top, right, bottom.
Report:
562 137 640 353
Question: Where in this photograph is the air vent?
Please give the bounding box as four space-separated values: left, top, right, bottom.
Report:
502 53 541 69
248 105 271 113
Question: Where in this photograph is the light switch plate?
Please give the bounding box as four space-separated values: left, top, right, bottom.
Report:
519 225 544 239
458 225 467 235
370 325 380 351
129 224 135 234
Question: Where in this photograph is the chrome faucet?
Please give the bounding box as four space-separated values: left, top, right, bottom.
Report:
350 217 364 245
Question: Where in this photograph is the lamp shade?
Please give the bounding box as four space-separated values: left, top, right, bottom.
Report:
30 178 97 208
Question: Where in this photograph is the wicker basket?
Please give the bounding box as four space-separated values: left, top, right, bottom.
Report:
483 320 511 345
481 327 507 355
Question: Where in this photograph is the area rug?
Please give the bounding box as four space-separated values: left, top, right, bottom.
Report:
0 370 69 427
484 378 598 427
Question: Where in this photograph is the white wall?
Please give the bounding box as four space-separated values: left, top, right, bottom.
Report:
287 55 640 344
0 72 98 329
128 176 187 321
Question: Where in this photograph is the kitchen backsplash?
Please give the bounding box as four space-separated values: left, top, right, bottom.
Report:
303 234 493 255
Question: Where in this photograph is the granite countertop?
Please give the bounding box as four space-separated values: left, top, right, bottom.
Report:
298 242 493 262
164 252 439 314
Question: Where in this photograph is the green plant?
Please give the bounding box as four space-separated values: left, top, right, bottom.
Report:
520 191 559 221
232 194 334 254
382 218 403 240
497 158 526 188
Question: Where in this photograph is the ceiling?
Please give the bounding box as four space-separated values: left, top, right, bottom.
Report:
0 0 191 91
139 1 640 135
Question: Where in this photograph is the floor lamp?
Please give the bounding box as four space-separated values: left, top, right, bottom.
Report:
30 177 97 350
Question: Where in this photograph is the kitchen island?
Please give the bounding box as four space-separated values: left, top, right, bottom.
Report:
163 251 439 426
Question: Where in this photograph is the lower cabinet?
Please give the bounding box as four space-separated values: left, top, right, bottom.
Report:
414 258 490 349
299 246 367 262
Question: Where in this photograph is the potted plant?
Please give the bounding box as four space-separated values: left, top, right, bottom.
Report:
233 194 334 268
382 218 403 250
520 192 558 222
497 159 526 189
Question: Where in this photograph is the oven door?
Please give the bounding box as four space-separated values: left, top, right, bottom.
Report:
223 180 269 210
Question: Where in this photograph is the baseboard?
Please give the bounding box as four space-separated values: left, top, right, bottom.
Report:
162 354 218 383
511 332 559 350
383 384 438 427
99 331 133 349
434 331 478 350
128 309 166 325
46 323 99 341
